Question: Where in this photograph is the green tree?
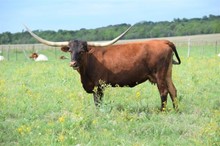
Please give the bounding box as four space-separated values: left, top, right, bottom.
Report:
0 15 220 44
0 32 12 44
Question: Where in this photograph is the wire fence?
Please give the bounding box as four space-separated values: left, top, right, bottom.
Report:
0 44 62 61
175 40 219 58
0 35 220 61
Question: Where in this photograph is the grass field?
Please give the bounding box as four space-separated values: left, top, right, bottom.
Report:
0 37 220 145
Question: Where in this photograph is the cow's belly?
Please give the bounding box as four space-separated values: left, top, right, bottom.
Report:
91 59 157 87
104 68 151 87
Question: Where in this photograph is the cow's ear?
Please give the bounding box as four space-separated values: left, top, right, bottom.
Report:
61 46 69 52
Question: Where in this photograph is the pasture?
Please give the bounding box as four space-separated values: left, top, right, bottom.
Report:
0 34 220 145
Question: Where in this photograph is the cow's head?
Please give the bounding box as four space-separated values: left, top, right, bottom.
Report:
29 53 38 59
61 40 88 69
24 25 132 69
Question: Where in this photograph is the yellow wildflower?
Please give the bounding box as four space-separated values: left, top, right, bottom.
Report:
58 134 65 142
17 125 31 135
136 91 141 101
59 116 65 123
92 120 97 125
17 127 23 134
136 91 140 97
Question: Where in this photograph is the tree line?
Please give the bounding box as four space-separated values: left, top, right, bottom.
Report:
0 14 219 44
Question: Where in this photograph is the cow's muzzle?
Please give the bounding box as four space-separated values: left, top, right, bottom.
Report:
70 61 79 70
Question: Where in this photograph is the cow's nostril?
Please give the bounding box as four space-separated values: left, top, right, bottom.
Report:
70 61 77 67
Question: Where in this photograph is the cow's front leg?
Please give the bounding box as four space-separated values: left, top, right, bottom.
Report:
93 86 104 107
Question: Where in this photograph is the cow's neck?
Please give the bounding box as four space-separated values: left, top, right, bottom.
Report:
78 53 95 93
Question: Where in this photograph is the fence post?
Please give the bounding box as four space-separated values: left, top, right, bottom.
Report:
32 44 35 53
187 38 191 58
7 45 10 61
22 48 30 61
54 47 57 60
0 46 1 54
202 45 204 56
16 46 18 61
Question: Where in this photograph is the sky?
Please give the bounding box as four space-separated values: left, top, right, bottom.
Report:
0 0 219 33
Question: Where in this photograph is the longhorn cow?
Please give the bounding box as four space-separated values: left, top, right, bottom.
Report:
25 25 181 110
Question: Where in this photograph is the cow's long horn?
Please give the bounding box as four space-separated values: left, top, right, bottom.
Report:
87 25 132 47
24 25 69 47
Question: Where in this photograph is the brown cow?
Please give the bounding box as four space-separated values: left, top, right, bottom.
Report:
25 25 181 110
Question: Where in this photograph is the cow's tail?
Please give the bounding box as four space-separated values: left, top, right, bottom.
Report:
169 42 181 65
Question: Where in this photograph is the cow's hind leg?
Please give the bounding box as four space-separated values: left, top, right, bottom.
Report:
156 79 169 111
166 62 178 110
167 78 178 110
93 86 104 107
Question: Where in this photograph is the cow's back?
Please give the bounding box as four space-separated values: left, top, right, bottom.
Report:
35 54 48 61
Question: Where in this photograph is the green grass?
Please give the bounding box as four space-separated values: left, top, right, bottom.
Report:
0 48 220 145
